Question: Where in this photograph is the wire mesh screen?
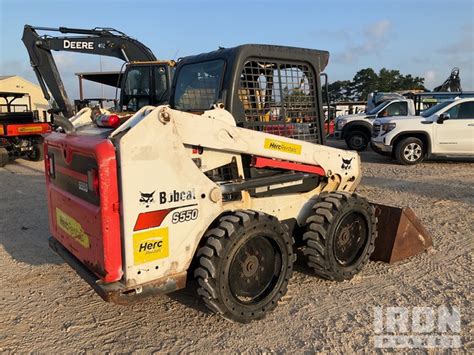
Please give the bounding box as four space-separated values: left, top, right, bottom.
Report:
238 60 320 143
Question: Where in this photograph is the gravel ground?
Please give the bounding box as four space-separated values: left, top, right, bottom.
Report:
0 143 472 353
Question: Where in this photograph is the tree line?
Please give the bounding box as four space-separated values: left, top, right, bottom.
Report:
326 68 426 102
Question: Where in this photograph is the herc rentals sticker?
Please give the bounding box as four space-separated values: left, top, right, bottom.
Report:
133 227 169 265
264 138 302 155
18 126 43 133
55 208 90 248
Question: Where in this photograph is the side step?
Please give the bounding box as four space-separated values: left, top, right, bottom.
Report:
370 204 433 263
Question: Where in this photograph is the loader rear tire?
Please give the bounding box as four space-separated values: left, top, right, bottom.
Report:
194 210 295 323
303 192 377 281
0 147 8 167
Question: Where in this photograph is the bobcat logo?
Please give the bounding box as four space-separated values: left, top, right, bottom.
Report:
341 158 353 170
139 191 155 208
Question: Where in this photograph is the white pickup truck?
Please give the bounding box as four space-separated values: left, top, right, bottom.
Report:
334 99 416 151
371 97 474 164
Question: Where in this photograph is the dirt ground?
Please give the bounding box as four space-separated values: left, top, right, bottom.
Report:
0 143 472 353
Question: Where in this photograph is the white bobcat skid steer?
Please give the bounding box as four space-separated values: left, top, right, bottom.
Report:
45 45 428 323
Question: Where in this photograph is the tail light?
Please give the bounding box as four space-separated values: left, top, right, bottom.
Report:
96 114 121 128
45 153 55 179
87 168 99 194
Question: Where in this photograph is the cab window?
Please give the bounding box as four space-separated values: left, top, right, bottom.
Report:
153 66 168 104
123 67 151 111
173 60 225 111
444 103 460 118
379 102 408 117
445 102 474 119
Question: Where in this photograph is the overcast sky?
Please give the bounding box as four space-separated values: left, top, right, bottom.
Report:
1 0 473 101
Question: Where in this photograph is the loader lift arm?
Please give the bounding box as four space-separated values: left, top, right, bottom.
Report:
22 25 157 117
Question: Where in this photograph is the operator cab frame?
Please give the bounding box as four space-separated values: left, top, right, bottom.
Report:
170 44 329 146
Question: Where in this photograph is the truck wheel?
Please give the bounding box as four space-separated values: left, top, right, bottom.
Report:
395 137 424 165
28 143 44 162
0 147 8 167
303 192 377 281
345 131 369 151
194 210 295 323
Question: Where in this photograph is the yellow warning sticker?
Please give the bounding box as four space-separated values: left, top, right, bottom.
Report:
18 126 43 133
264 138 302 155
133 227 169 265
56 208 90 248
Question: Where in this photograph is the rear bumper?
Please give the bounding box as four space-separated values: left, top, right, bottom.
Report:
49 236 187 304
334 130 343 139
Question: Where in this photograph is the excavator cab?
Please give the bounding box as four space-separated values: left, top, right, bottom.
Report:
120 62 174 112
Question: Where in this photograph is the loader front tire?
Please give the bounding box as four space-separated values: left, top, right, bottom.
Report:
194 210 295 323
303 192 377 281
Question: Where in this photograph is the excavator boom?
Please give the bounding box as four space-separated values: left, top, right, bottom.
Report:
22 25 157 117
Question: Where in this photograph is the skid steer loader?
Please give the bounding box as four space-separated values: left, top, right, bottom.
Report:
45 44 431 323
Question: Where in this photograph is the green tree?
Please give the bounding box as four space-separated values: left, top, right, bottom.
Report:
326 80 353 102
349 68 426 100
394 73 425 91
377 68 402 92
351 68 379 100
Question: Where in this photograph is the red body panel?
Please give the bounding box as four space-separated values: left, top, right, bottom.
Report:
253 156 326 176
4 123 51 136
45 133 122 283
325 120 335 135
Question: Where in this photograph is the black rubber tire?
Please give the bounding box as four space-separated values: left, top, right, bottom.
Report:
0 147 8 167
28 143 44 162
394 137 425 165
303 191 377 281
345 130 369 151
194 210 295 323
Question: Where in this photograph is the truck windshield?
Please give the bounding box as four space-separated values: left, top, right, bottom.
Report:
367 101 388 115
421 100 454 118
173 59 225 111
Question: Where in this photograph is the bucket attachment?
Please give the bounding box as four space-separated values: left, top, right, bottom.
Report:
370 204 433 263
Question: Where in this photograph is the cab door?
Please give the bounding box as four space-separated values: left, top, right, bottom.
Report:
433 101 474 154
